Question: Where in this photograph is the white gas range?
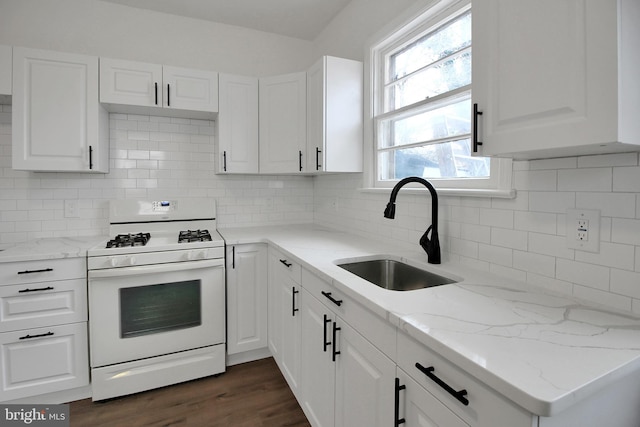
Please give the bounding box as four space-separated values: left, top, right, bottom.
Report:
87 199 226 401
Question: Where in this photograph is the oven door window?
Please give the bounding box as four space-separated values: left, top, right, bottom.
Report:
120 280 201 338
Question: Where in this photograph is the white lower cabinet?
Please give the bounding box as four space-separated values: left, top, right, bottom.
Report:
299 274 395 427
226 244 267 356
396 368 469 427
0 257 89 402
268 248 302 395
0 319 89 402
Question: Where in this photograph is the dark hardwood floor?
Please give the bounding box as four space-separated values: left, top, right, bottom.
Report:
69 357 310 427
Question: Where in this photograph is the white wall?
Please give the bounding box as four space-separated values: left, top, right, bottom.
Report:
0 0 314 75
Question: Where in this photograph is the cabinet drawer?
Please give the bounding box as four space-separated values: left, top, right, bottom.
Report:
270 248 301 284
0 258 86 286
397 332 532 427
0 322 89 402
396 367 469 427
0 279 87 332
302 268 396 360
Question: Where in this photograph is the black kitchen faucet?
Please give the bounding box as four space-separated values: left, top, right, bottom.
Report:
384 176 441 264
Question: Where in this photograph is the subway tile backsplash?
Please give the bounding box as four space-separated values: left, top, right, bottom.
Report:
0 106 313 243
2 103 640 315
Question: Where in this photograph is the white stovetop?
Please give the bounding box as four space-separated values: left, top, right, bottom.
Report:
219 224 640 418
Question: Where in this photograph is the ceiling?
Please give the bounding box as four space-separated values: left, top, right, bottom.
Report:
98 0 352 41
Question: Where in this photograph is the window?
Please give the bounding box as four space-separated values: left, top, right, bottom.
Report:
371 0 512 194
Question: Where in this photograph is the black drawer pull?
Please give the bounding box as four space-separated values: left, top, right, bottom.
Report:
415 362 469 406
321 291 342 307
17 268 53 275
292 287 299 317
323 314 331 352
18 286 54 293
19 332 54 340
332 321 341 362
394 378 406 426
279 259 292 268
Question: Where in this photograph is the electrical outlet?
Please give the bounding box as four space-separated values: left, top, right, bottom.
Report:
566 209 599 252
64 200 79 218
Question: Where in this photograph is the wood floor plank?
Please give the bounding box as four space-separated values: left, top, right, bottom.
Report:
68 358 310 427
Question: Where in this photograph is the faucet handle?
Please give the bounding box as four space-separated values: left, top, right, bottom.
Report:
384 203 396 219
420 225 441 264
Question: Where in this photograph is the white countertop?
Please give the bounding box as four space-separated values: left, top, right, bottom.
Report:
0 236 106 263
219 224 640 418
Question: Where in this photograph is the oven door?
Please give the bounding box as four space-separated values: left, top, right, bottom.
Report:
88 259 225 368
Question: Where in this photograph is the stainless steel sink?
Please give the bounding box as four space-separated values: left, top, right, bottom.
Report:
337 259 457 291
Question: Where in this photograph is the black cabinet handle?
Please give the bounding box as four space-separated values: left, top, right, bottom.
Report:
332 321 341 362
19 332 54 340
394 378 406 426
231 246 235 269
89 145 93 169
223 151 227 172
17 268 53 275
167 83 170 106
472 103 483 153
299 150 303 172
18 286 54 293
292 287 299 317
154 82 158 105
315 147 322 171
323 314 331 352
321 291 343 307
415 362 469 406
279 259 292 268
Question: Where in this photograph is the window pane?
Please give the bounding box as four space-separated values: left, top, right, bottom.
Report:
389 11 471 82
380 98 471 148
378 139 490 180
386 50 470 111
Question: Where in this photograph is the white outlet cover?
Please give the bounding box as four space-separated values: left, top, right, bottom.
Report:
566 208 600 253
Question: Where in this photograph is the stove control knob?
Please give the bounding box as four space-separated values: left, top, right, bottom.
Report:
109 257 118 268
128 256 137 266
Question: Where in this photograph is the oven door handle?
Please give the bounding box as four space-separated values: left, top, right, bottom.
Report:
88 258 224 278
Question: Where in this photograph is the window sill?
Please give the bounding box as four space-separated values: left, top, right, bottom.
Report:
358 187 516 198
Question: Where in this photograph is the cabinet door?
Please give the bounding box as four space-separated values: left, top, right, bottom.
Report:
334 321 395 427
307 56 363 173
218 74 259 173
300 288 335 427
226 244 267 355
472 0 625 158
100 57 162 107
268 250 302 394
0 45 11 95
259 72 306 173
0 322 89 402
396 369 469 427
12 47 107 172
163 65 218 112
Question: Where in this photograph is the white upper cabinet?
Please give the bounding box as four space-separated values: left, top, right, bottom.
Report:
0 45 11 96
472 0 640 159
100 58 218 119
12 47 109 172
217 74 259 174
259 72 307 174
306 56 363 173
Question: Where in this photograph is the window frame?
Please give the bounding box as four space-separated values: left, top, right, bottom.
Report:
367 0 514 197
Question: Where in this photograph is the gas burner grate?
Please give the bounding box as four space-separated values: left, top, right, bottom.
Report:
106 233 151 248
178 229 212 243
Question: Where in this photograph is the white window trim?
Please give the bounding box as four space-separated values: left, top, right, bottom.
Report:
362 0 515 199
